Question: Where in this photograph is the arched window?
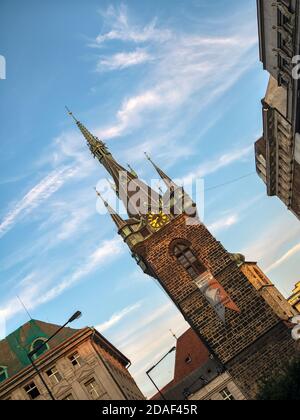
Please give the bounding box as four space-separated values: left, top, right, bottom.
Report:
0 366 8 383
30 338 49 360
172 241 206 280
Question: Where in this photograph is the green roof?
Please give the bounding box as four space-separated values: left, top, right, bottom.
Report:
0 320 79 383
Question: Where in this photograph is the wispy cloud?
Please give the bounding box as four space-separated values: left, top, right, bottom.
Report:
91 6 258 142
0 272 50 321
182 145 252 185
242 216 300 269
94 5 171 45
56 208 92 242
208 213 239 234
100 90 161 139
0 237 124 325
266 243 300 273
96 302 142 333
0 166 76 238
39 237 124 303
112 302 189 397
97 49 153 71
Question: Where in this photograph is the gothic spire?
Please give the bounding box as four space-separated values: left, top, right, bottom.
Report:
67 108 161 218
144 152 197 218
94 188 127 230
66 106 110 156
144 152 178 191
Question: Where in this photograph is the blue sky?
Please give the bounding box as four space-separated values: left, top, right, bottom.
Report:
0 0 300 397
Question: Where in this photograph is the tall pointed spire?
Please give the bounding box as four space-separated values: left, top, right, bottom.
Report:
94 188 127 230
67 108 161 219
66 106 111 158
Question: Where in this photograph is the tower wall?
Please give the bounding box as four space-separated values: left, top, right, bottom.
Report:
226 322 296 399
134 214 297 398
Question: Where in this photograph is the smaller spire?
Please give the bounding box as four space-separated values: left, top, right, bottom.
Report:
144 152 177 190
94 188 127 230
127 164 138 178
106 178 118 195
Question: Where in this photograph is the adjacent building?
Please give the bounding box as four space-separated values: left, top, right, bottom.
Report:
232 254 297 319
288 282 300 312
68 109 299 400
255 0 300 220
151 329 246 401
0 320 144 400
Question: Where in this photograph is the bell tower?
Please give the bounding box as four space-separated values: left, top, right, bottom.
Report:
68 110 297 399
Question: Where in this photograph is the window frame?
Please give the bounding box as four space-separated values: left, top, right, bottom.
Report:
84 378 100 400
170 240 207 280
0 366 8 383
62 393 74 400
24 381 41 400
220 387 235 401
46 366 62 385
68 351 82 368
30 338 49 360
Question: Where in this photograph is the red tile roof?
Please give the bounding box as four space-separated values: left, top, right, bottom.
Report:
151 328 211 399
174 328 210 383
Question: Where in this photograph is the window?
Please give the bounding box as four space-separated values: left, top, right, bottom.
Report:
172 241 206 279
185 355 192 364
30 338 49 360
69 352 82 368
140 226 150 238
62 394 74 400
84 379 105 400
24 382 40 400
220 387 235 400
0 366 8 383
46 366 62 385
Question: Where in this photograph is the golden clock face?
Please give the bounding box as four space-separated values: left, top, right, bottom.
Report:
147 211 169 230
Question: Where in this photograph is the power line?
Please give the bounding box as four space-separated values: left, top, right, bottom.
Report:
204 172 256 192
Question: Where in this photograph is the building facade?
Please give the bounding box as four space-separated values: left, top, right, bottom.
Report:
151 329 246 401
68 110 298 400
188 372 246 401
236 256 297 319
0 320 144 400
288 282 300 312
255 0 300 220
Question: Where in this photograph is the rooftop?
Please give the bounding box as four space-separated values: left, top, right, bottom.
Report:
0 320 78 382
151 328 220 400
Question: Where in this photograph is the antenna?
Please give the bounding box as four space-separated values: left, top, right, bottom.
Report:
169 329 177 341
144 151 151 161
17 296 32 320
65 106 78 122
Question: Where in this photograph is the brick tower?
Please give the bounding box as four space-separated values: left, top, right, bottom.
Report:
68 110 297 399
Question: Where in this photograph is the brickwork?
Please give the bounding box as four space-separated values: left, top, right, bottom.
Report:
134 214 298 398
227 322 296 400
241 263 297 320
135 215 280 362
